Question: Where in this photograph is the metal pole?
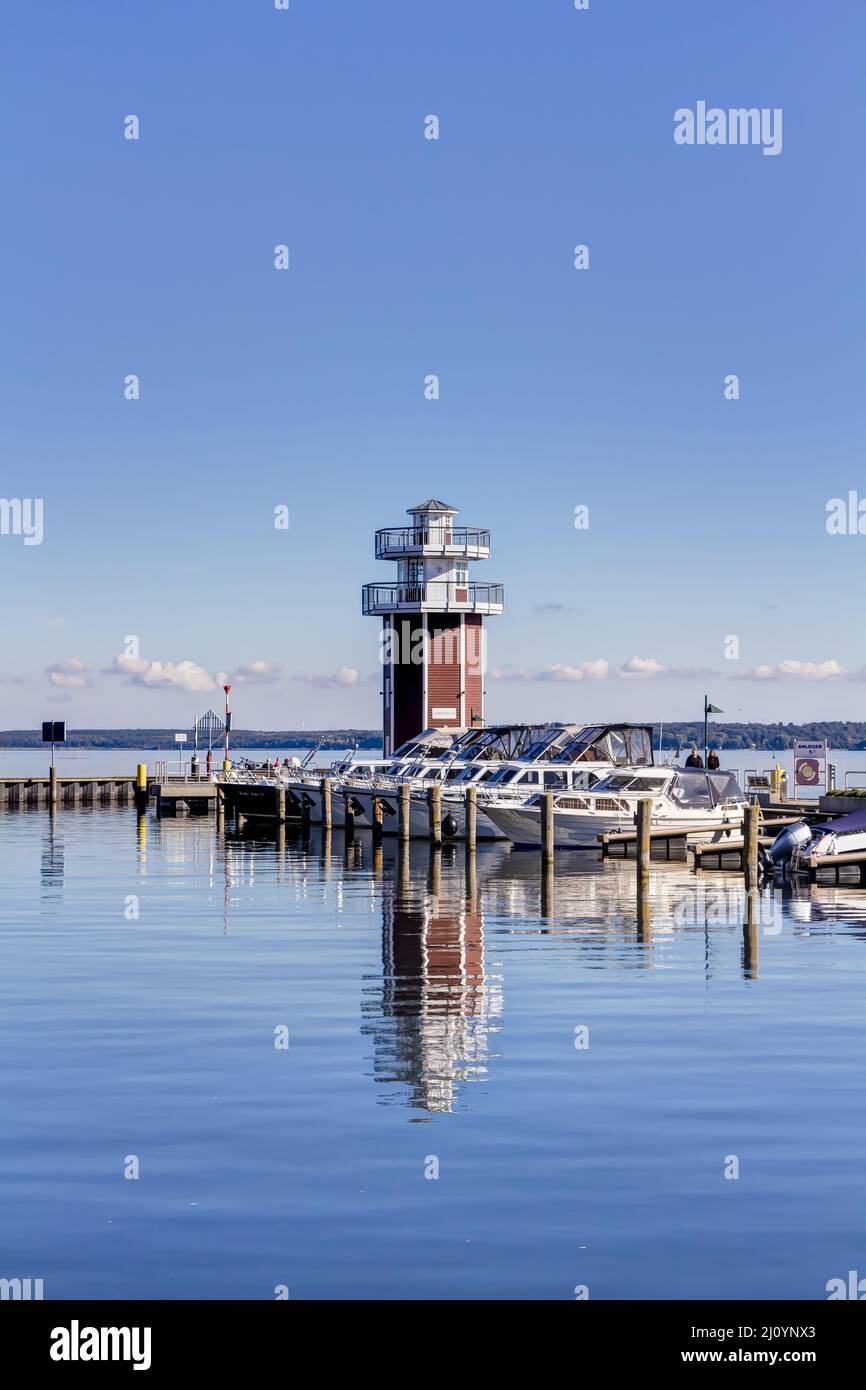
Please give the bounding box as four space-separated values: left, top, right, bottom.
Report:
703 696 708 767
223 684 232 773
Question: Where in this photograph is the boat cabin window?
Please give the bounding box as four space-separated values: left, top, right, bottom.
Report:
625 776 667 793
593 773 635 792
543 770 568 789
627 728 653 764
603 730 629 765
707 771 745 803
670 773 713 808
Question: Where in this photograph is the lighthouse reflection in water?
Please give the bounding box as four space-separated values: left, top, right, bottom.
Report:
362 842 504 1113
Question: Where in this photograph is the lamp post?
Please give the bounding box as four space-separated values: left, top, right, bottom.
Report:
704 695 723 766
223 684 232 773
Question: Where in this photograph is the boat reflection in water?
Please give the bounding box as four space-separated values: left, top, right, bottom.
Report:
361 841 506 1113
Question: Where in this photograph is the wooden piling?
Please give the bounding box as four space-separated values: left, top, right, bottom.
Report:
276 785 286 823
49 765 57 807
541 859 555 916
465 847 477 905
465 785 477 852
398 783 411 841
427 842 442 900
344 793 355 842
743 884 760 978
635 798 652 879
428 786 442 846
372 796 384 843
321 776 332 831
541 791 555 863
743 804 760 887
637 874 652 942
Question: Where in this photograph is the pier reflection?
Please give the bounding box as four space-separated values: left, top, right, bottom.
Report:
40 808 64 908
361 842 503 1113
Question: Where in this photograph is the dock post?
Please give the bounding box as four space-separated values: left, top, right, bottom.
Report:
344 793 355 842
465 786 477 852
428 786 442 846
465 844 478 905
372 797 384 843
743 882 760 979
321 777 332 831
135 764 148 812
398 783 411 841
743 804 760 887
427 842 442 902
636 798 652 880
541 791 555 863
541 859 555 917
49 765 57 808
637 874 652 943
276 786 286 823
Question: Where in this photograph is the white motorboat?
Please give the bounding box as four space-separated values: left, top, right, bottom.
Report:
352 723 656 839
346 722 559 835
280 726 465 827
480 766 747 850
765 805 866 875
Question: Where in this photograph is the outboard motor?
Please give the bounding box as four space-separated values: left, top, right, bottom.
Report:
764 820 813 869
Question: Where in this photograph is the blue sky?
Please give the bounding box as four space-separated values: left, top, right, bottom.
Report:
1 1 864 730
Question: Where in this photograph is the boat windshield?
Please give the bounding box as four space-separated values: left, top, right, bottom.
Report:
593 773 669 794
669 769 744 808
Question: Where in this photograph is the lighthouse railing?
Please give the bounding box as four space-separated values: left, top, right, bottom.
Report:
374 526 491 558
362 582 504 614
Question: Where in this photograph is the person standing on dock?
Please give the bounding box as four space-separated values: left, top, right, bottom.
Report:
685 746 704 768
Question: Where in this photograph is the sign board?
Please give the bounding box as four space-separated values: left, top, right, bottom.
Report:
794 739 827 792
42 721 66 743
431 707 457 720
174 733 187 744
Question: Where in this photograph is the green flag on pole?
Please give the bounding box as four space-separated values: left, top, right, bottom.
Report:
704 697 723 764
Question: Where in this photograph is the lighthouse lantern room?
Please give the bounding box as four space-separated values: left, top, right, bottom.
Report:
362 499 504 755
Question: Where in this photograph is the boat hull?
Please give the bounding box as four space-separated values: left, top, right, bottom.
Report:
483 804 744 850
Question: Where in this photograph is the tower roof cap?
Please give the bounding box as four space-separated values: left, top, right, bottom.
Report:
406 498 458 516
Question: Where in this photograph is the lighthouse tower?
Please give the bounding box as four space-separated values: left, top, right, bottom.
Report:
363 500 504 755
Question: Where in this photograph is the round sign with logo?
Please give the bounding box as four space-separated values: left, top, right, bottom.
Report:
795 758 820 786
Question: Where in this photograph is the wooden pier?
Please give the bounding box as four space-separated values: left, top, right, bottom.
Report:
0 774 136 807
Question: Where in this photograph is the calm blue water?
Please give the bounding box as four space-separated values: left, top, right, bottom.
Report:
2 801 866 1300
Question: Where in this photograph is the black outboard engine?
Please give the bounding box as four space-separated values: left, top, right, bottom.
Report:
764 820 813 870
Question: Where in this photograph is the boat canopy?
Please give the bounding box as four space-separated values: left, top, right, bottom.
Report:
810 806 866 837
670 769 744 808
538 723 654 767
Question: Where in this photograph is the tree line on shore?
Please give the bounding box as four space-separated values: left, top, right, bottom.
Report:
2 722 866 750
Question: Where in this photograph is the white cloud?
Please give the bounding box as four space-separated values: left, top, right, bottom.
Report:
46 656 92 688
221 661 283 685
618 656 718 680
734 659 847 682
293 666 361 689
105 653 216 692
619 656 666 679
492 660 609 682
